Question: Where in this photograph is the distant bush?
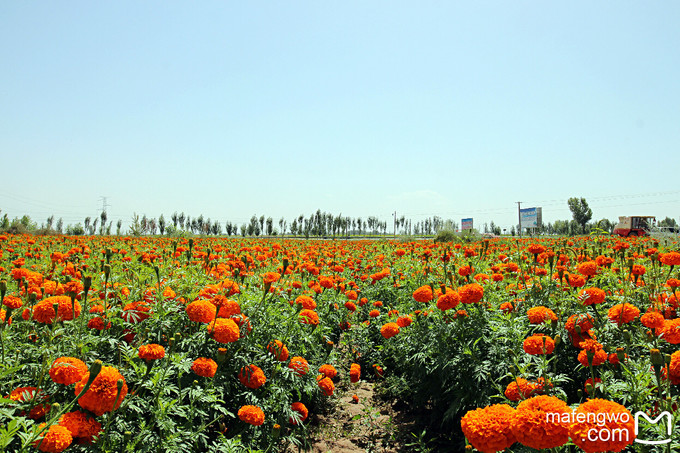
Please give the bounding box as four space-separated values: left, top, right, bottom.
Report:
433 229 457 243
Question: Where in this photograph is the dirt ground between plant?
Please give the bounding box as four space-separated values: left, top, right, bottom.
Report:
283 380 422 453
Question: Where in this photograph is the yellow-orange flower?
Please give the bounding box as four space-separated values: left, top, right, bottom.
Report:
33 424 72 453
138 344 166 361
191 357 218 378
299 309 319 325
412 285 433 303
295 295 317 310
267 340 289 361
578 288 605 305
289 402 308 425
436 291 460 311
207 318 240 343
186 300 216 323
461 404 517 453
568 399 634 453
511 395 569 449
58 410 101 444
33 296 81 324
380 322 400 339
238 405 265 426
75 366 127 416
607 303 640 325
523 334 555 355
49 357 88 385
318 364 337 379
288 356 309 375
317 376 335 396
238 364 267 389
527 306 558 324
459 283 484 304
350 363 361 383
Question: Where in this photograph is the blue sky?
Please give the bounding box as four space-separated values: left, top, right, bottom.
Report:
1 1 679 233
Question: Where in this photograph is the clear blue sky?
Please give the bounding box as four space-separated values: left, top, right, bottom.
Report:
2 1 679 232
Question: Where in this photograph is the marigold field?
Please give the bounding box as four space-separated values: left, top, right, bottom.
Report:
1 233 680 452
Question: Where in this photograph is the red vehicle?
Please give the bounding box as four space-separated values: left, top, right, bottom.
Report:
613 216 655 237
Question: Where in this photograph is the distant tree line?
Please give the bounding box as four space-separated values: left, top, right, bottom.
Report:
1 200 677 238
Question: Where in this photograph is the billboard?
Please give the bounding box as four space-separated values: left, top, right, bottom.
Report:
520 207 542 229
461 218 473 231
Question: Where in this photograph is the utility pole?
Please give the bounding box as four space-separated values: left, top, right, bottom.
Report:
99 196 110 213
517 201 522 238
393 211 397 239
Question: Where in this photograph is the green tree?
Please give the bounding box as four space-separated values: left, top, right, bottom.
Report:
659 217 679 232
568 197 592 233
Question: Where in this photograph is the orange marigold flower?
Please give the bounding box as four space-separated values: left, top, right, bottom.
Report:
263 272 281 285
319 276 334 289
33 296 81 324
459 283 484 304
660 318 680 344
289 402 308 425
527 306 557 324
238 364 266 389
58 410 101 444
50 357 88 385
75 366 127 416
121 301 152 323
317 376 335 396
461 404 517 453
33 423 72 453
238 405 265 426
318 364 337 379
397 315 412 327
523 334 555 355
577 340 608 367
299 309 319 325
631 264 646 276
191 357 218 378
660 251 680 266
138 344 166 361
568 399 635 453
2 294 23 309
565 313 595 333
349 363 361 383
295 295 317 310
207 318 240 343
345 290 358 300
436 291 460 311
504 378 538 402
578 287 606 306
380 322 400 339
267 340 289 361
289 356 309 376
458 265 473 277
412 285 433 303
668 351 680 385
607 303 640 325
641 310 665 329
368 309 380 318
9 386 43 402
568 274 586 288
344 301 357 312
511 395 569 449
212 296 241 318
527 244 547 255
577 261 599 277
186 300 216 323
